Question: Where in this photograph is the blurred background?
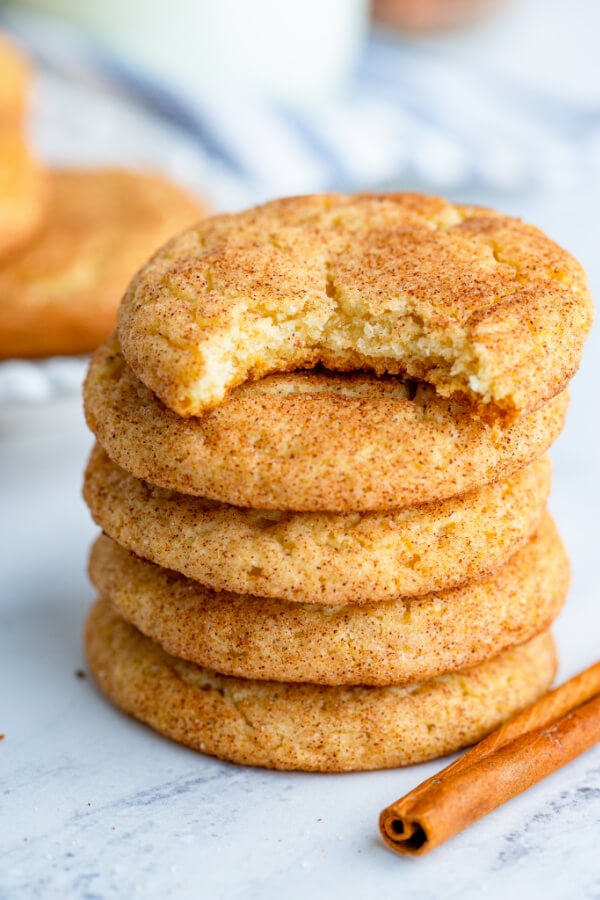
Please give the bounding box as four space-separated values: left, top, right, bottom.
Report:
2 0 600 211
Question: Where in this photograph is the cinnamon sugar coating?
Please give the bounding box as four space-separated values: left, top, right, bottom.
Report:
117 192 593 417
85 598 557 772
88 515 567 686
84 336 568 511
84 445 551 604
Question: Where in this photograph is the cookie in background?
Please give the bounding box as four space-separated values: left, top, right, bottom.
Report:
0 33 47 259
0 168 206 359
0 31 31 123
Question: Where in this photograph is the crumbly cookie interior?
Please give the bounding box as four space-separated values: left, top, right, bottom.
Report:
120 194 592 416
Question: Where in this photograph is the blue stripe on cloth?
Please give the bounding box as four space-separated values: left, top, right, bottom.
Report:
82 48 250 177
0 8 247 177
271 103 356 191
3 9 599 198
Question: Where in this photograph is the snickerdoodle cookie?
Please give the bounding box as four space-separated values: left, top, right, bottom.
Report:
0 37 46 259
85 445 551 604
0 132 46 260
0 169 204 358
84 337 568 511
85 598 557 772
0 33 30 124
117 193 593 418
89 515 567 686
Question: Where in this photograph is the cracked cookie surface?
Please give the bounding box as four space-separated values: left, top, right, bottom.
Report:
85 445 551 604
85 598 557 772
117 192 593 417
88 515 567 686
84 336 568 511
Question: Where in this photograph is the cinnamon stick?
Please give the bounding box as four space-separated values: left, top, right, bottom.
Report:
380 661 600 856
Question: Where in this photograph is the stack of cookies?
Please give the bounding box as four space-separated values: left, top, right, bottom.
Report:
82 194 592 772
0 33 203 361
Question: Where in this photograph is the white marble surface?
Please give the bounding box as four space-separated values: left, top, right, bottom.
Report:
1 181 599 900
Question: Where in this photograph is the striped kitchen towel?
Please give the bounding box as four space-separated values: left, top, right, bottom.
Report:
3 7 600 210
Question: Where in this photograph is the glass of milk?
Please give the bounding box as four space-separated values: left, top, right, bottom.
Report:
11 0 369 105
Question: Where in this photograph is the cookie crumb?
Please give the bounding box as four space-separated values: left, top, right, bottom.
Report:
75 669 86 680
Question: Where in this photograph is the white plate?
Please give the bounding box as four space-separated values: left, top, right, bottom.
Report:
0 356 88 438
